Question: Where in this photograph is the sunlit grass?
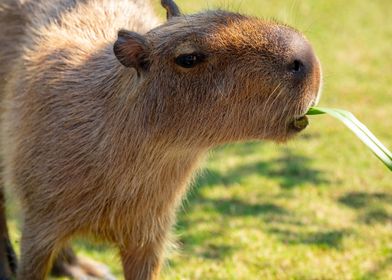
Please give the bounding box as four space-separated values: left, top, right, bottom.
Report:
5 0 392 279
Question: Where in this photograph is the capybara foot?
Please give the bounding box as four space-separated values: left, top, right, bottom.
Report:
51 247 115 280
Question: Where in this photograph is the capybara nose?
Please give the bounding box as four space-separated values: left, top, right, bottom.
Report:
287 35 317 80
288 59 306 75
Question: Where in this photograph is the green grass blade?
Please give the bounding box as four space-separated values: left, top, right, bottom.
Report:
307 107 392 171
309 107 392 160
312 107 392 161
335 110 392 159
306 107 327 115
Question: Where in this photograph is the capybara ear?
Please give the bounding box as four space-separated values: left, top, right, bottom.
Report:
113 30 149 71
161 0 181 19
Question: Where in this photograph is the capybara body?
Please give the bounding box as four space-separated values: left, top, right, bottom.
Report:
0 0 321 279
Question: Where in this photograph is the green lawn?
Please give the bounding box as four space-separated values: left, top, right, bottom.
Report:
6 0 392 279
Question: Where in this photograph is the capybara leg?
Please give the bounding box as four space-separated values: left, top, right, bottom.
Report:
121 243 163 280
17 221 59 280
0 188 17 279
51 245 115 280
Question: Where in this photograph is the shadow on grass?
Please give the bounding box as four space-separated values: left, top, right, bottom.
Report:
175 198 288 260
203 198 287 217
339 192 392 224
175 143 347 261
267 228 349 249
197 145 330 190
269 149 330 189
339 192 392 209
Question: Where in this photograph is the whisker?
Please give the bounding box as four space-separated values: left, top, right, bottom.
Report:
262 84 285 135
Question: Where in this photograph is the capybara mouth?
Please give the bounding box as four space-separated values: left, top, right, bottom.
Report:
290 115 309 132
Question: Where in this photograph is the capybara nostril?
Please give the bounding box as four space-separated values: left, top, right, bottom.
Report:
289 59 305 73
286 33 318 79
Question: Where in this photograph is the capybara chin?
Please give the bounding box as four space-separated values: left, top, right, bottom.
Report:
0 0 322 279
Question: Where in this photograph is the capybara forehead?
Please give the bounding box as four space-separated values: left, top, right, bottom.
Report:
148 10 300 56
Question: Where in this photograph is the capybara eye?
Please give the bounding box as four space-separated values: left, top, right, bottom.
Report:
175 53 205 68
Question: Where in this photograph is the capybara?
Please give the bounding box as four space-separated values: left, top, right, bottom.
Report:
0 0 322 279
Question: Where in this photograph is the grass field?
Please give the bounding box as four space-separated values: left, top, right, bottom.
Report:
5 0 392 279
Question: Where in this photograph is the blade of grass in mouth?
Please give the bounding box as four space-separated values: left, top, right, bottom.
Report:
307 107 392 171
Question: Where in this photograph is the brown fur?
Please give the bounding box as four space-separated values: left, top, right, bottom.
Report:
0 0 321 279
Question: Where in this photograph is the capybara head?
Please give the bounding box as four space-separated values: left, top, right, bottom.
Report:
114 2 322 147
